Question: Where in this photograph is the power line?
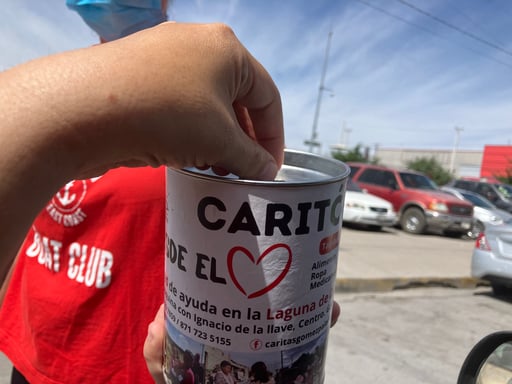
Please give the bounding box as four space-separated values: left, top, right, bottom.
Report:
442 2 507 48
395 0 512 57
355 0 447 40
353 0 512 70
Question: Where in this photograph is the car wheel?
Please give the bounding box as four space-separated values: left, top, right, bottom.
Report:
400 207 426 234
467 221 485 239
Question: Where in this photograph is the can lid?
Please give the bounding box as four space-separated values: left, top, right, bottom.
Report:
178 149 350 185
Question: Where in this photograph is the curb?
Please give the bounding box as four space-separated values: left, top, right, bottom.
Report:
335 277 488 293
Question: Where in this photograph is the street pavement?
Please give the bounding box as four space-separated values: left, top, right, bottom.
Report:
0 224 482 383
325 286 512 383
336 224 478 292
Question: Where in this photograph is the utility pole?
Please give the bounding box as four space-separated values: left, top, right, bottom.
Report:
304 29 333 153
449 126 464 174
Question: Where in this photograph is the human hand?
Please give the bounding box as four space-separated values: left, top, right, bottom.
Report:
104 22 284 180
14 22 284 182
143 301 341 383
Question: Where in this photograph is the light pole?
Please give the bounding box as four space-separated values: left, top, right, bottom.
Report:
449 126 464 174
304 29 333 153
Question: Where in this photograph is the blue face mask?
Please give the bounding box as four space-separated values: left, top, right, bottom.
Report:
66 0 167 42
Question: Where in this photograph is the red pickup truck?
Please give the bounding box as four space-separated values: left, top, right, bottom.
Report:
348 162 474 236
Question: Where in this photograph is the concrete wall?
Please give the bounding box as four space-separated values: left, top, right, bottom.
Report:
374 147 483 177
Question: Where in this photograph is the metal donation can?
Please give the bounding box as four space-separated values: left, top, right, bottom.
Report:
164 149 349 384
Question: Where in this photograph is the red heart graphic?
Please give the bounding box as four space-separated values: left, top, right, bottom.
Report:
227 243 292 299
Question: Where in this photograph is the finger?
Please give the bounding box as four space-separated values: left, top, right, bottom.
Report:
211 166 230 176
143 304 166 384
240 62 285 167
233 102 256 141
216 128 279 181
330 301 341 327
221 101 278 180
229 51 285 176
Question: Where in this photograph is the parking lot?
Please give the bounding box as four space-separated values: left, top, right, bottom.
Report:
337 223 476 285
325 286 512 383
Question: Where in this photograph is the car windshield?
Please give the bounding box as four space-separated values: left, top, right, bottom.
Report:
347 179 363 192
460 191 496 209
399 172 437 190
497 184 512 199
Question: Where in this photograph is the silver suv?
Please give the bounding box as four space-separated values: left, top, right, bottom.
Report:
447 179 512 213
441 186 512 238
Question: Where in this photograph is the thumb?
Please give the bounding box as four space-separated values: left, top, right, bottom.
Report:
143 304 166 384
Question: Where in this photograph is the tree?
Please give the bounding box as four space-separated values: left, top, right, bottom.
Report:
331 143 378 164
406 156 452 186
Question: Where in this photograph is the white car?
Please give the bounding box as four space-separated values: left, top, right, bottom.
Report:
343 179 397 230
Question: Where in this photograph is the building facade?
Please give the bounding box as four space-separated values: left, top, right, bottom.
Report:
374 147 483 178
481 145 512 179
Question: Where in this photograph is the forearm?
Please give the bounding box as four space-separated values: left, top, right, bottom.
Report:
0 42 145 279
0 54 79 281
0 38 169 277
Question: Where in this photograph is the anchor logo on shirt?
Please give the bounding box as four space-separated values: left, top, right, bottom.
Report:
51 180 87 213
45 178 101 226
56 182 77 207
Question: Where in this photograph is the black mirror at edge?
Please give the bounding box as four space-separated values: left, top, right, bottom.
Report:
458 331 512 384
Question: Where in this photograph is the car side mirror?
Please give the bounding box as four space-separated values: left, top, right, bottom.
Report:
457 331 512 384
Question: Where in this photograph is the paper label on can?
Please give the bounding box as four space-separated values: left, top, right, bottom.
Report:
164 169 346 382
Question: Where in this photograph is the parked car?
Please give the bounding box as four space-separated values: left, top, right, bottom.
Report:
499 183 512 198
342 179 397 230
446 178 512 214
472 221 512 295
440 186 512 238
348 163 474 236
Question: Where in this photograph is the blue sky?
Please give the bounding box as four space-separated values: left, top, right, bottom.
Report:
2 0 511 155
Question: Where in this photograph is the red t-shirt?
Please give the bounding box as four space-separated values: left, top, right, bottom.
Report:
0 167 166 383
